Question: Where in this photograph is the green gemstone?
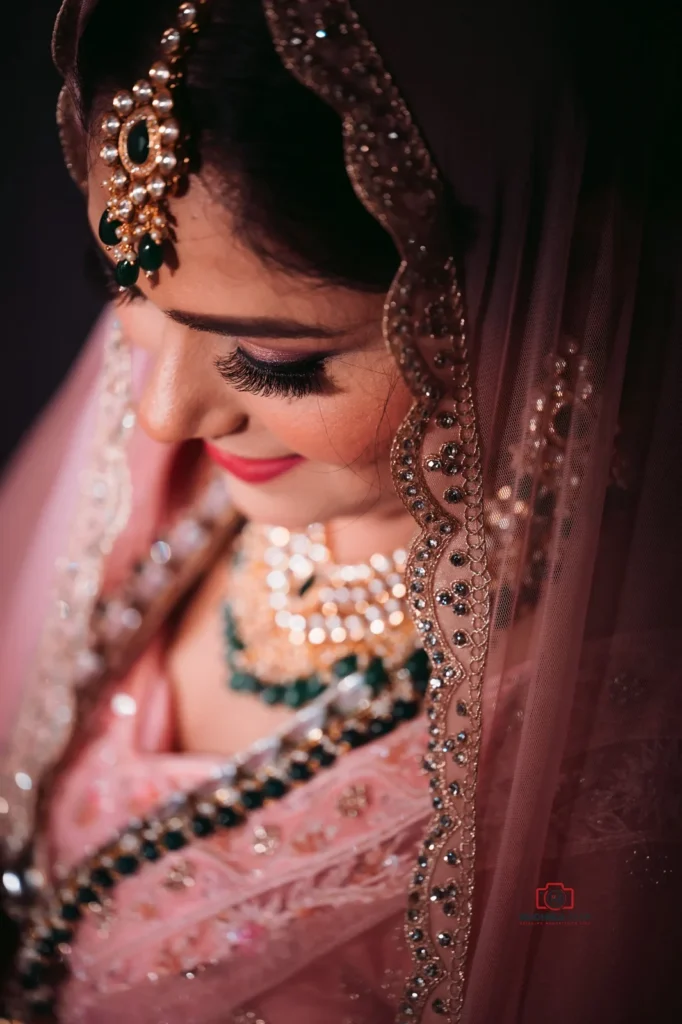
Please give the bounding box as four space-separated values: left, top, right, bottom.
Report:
365 656 389 694
139 233 164 272
223 606 245 650
230 672 261 693
261 685 286 705
305 676 325 700
163 830 187 851
114 855 139 876
98 210 121 247
333 654 358 679
405 648 430 683
115 260 139 288
284 679 310 709
127 119 150 165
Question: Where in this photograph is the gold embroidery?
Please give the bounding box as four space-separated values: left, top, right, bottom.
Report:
337 783 371 818
263 3 491 1019
252 824 282 855
162 857 197 891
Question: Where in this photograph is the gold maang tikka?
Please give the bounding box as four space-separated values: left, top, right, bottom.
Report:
97 1 207 289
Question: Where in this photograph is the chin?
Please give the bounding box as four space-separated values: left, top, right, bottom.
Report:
224 475 378 529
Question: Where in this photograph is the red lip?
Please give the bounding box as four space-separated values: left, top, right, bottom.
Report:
204 442 305 483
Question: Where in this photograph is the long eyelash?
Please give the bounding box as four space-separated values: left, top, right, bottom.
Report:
215 348 330 399
87 242 144 306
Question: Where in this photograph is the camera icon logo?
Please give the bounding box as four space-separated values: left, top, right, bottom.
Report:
535 881 574 912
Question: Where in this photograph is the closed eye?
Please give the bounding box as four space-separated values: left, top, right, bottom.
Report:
215 348 334 399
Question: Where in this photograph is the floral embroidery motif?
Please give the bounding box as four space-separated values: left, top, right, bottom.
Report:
162 857 197 892
252 825 281 856
337 783 371 818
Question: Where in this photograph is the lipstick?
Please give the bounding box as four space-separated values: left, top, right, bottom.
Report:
204 442 304 484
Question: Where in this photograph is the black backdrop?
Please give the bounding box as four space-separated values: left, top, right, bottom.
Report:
1 1 103 470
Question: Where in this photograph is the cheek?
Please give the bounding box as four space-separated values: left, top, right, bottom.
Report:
250 355 413 467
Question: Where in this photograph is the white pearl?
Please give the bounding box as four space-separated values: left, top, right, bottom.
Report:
152 90 174 115
130 183 148 205
159 118 180 144
177 2 198 28
158 150 177 176
132 224 147 238
152 214 167 230
149 61 171 85
147 175 166 199
111 168 128 190
150 230 163 244
111 693 137 717
102 113 121 137
117 198 133 220
113 91 134 115
132 79 153 103
161 27 182 54
99 143 119 166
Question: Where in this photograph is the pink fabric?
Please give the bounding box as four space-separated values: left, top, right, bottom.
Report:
0 316 105 750
3 2 682 1022
46 636 428 1022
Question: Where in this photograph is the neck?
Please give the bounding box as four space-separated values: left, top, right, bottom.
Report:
324 504 417 563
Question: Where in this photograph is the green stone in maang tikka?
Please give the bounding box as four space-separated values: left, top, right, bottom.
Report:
127 119 151 165
115 260 140 289
98 210 121 247
139 233 164 272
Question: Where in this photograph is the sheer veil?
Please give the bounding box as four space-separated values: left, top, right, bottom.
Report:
2 1 681 1022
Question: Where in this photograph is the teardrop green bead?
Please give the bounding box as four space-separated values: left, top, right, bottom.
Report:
139 234 164 272
98 211 121 247
115 260 140 288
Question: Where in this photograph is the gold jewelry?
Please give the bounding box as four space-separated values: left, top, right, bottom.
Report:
225 523 417 690
97 1 207 289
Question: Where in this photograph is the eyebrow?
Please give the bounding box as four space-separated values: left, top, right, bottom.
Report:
164 309 349 340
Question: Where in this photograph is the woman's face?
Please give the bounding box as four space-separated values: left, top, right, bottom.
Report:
87 172 412 529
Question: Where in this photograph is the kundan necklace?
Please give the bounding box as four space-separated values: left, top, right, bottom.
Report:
223 522 426 709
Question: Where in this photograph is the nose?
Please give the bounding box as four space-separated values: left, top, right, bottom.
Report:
136 329 247 444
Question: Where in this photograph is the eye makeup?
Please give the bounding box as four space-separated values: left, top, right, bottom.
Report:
89 240 344 400
215 348 332 399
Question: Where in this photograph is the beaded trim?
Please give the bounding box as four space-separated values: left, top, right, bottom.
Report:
0 321 135 862
263 3 491 1021
11 656 430 1020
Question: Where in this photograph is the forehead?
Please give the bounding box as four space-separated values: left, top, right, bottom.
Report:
87 162 383 326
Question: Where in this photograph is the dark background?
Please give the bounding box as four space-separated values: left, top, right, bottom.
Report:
1 1 103 470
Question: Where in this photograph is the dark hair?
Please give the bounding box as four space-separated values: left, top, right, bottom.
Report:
77 0 399 291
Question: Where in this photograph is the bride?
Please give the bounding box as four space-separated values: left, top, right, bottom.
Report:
1 0 681 1022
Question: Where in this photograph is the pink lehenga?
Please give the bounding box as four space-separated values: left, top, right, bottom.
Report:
2 1 682 1023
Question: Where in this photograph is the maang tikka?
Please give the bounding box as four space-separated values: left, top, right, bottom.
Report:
97 1 207 289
